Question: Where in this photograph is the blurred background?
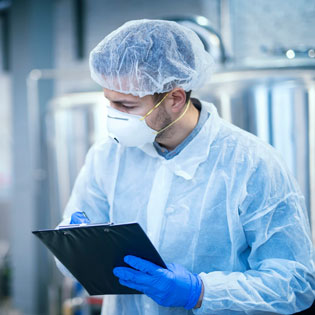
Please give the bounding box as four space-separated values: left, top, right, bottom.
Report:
0 0 315 314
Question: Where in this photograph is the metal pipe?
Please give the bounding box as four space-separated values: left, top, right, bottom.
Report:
0 8 10 71
26 69 90 183
26 68 91 315
73 0 85 60
308 85 315 243
163 15 227 63
219 0 233 61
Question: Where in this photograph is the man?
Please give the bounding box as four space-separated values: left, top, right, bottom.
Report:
57 19 315 314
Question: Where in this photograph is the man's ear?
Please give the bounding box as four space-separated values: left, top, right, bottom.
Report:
168 88 187 113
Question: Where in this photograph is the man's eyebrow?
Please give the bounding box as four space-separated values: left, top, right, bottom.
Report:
104 96 138 104
112 99 138 104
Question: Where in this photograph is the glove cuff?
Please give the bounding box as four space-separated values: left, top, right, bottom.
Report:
184 273 202 310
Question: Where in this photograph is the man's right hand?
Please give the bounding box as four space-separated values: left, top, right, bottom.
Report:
70 211 91 224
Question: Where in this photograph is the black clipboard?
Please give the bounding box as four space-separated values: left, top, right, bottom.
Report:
32 222 166 295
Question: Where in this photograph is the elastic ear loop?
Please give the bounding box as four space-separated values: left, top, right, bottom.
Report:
139 92 191 135
139 93 170 121
154 98 191 135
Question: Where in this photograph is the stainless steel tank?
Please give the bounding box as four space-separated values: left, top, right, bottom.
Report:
195 66 315 242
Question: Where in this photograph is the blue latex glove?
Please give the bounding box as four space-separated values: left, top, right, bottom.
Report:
70 211 90 224
113 255 202 309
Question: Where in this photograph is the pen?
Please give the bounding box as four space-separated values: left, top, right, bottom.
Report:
81 211 90 220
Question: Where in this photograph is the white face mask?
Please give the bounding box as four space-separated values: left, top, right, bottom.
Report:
106 93 190 147
106 106 157 147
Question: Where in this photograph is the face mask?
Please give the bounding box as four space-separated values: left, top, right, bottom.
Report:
106 93 190 147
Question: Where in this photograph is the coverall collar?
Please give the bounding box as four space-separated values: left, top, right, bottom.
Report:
153 99 208 160
140 101 221 180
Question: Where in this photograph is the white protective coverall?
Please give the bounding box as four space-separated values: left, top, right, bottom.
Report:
58 101 315 315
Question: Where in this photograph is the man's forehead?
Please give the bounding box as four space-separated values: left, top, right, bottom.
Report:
103 88 155 105
103 88 140 102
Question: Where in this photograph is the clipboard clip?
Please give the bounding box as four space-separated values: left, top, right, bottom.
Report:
58 222 115 229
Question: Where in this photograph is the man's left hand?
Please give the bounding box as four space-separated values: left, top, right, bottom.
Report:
113 255 202 309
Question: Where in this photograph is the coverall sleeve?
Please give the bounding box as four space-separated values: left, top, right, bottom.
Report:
59 144 110 224
193 156 315 314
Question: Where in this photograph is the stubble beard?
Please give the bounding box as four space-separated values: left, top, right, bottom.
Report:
154 105 175 143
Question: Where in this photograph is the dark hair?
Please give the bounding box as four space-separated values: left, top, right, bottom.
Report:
152 90 192 104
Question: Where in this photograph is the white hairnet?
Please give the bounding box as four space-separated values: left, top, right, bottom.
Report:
89 19 214 97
